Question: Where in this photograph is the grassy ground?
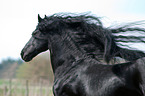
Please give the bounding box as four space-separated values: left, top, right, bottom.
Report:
0 79 53 96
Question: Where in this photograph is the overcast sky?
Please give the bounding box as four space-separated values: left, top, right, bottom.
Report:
0 0 145 61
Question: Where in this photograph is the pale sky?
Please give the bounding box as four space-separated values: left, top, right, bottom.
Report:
0 0 145 61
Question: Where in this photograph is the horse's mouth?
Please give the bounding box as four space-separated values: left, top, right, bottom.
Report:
21 51 34 62
23 55 33 62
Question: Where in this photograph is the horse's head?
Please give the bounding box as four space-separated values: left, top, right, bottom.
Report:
21 14 54 62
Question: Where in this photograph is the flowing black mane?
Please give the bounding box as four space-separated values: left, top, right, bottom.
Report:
38 13 145 63
37 13 102 35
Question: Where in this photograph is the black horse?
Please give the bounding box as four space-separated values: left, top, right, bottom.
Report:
21 14 145 96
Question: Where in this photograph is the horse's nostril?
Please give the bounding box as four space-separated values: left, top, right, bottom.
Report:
21 48 28 61
21 51 26 60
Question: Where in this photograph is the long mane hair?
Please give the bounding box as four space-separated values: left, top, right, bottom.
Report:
43 13 145 63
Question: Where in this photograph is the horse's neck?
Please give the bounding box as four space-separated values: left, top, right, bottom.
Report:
49 32 87 72
73 28 104 61
79 37 104 61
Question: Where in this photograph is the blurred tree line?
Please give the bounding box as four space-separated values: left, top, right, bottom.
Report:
0 51 54 84
0 58 22 69
16 51 54 83
0 58 23 78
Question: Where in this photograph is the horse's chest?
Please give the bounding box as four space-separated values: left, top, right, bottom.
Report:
53 74 79 96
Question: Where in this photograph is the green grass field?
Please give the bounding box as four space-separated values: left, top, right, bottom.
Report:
0 79 53 96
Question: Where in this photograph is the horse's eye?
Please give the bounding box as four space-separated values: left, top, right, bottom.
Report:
39 28 43 32
39 27 46 32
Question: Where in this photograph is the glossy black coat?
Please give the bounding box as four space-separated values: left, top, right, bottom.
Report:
21 14 145 96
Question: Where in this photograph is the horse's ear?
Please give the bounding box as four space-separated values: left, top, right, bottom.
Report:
45 15 47 18
38 14 42 22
